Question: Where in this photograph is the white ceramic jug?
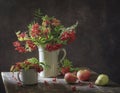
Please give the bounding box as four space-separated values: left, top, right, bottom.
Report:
38 46 66 77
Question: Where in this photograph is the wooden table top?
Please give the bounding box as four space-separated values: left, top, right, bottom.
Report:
1 72 120 93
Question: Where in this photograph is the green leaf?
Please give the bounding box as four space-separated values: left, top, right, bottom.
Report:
25 66 30 71
62 21 78 32
27 57 39 64
34 8 43 21
70 67 80 72
28 23 33 31
16 31 21 35
61 58 73 67
40 62 50 69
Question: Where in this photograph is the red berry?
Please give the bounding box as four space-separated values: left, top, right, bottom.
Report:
61 67 70 75
52 77 57 82
13 41 21 47
88 82 94 88
44 80 49 86
71 86 76 91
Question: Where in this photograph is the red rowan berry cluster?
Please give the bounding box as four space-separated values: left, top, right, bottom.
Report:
13 12 78 53
45 43 62 51
31 23 41 37
13 40 37 53
10 58 43 73
60 30 76 43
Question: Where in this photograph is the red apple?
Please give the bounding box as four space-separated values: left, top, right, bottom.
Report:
64 72 77 83
77 69 91 81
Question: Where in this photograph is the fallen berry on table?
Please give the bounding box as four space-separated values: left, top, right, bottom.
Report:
17 82 22 86
88 82 94 88
52 77 57 82
44 80 49 86
78 81 82 86
71 86 76 91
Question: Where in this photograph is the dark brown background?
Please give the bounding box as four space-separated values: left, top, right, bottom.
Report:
0 0 120 92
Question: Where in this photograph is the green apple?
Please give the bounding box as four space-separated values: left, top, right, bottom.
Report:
95 74 109 86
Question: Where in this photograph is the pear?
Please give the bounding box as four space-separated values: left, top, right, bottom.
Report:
95 74 109 86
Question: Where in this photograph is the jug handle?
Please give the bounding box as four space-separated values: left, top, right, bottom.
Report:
17 71 23 83
59 48 66 62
